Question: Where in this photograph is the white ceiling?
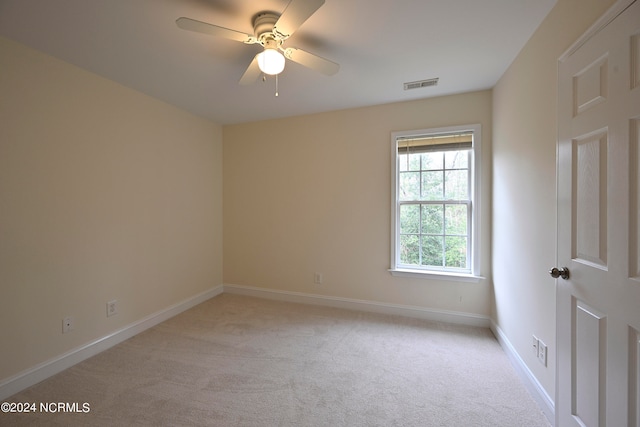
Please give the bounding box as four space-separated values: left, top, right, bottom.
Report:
0 0 556 125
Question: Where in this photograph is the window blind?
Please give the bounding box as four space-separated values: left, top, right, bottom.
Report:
397 132 473 153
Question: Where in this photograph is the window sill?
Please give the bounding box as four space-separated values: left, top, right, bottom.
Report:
388 268 485 283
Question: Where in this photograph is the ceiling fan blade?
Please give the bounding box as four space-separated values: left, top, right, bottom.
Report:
284 47 339 76
239 55 262 85
176 17 255 44
273 0 325 39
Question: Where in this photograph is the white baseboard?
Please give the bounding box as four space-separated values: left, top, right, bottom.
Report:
490 320 555 425
0 285 224 401
223 283 491 328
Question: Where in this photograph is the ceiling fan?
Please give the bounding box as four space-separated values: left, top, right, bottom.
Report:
176 0 339 86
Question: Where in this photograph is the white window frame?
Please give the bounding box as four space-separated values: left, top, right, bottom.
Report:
389 124 482 282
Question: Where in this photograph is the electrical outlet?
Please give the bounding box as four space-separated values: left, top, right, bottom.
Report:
314 272 323 284
62 316 74 334
106 300 118 317
537 339 547 366
532 335 539 356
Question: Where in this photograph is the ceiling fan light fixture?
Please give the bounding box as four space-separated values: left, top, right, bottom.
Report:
257 48 285 75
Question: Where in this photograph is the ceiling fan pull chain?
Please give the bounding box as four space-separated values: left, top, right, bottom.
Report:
275 74 279 97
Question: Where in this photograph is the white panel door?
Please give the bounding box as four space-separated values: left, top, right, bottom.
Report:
557 1 640 426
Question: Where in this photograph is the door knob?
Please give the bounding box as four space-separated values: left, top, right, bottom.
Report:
549 267 570 280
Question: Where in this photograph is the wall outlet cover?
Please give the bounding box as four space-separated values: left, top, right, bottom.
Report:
107 300 118 317
537 340 547 366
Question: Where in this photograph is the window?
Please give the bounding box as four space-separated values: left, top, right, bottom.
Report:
390 124 481 280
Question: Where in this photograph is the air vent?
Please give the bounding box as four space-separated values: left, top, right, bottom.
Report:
404 78 439 91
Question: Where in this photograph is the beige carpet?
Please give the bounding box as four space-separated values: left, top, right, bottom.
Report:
2 294 550 426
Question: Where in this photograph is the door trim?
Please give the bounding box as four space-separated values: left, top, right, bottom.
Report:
559 0 636 62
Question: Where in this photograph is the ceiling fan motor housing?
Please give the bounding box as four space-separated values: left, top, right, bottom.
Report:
253 13 280 42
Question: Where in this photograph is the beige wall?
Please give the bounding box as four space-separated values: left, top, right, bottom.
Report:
0 37 223 380
223 91 492 316
2 0 617 403
492 0 615 401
